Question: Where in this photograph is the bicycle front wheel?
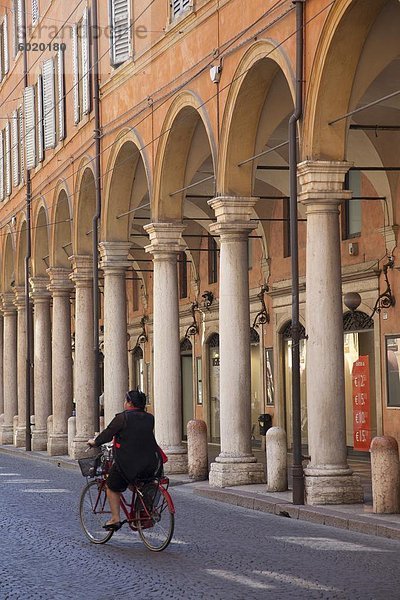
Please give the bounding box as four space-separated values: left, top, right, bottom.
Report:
135 482 175 552
79 480 113 544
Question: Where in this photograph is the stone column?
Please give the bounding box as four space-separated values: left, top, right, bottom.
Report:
144 223 187 474
47 268 73 456
30 277 52 451
0 294 17 445
14 287 27 447
70 256 96 458
207 197 264 486
99 242 131 426
298 160 363 505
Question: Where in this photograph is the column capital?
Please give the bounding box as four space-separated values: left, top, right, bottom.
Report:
69 255 93 286
99 241 132 273
298 160 352 209
13 286 26 309
208 196 257 236
144 223 186 257
30 276 51 301
1 292 16 314
47 267 74 295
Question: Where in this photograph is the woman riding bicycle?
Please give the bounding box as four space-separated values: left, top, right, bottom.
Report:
87 389 162 532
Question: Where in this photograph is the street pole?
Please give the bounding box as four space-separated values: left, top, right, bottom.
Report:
288 0 305 504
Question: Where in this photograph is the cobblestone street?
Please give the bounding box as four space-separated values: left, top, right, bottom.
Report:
1 454 400 599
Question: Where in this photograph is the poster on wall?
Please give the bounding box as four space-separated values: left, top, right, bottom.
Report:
352 355 371 451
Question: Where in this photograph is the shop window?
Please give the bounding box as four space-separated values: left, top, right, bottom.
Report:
196 357 202 405
265 348 274 406
208 235 218 284
343 171 361 239
386 336 400 408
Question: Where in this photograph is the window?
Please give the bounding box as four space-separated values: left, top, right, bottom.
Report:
37 75 44 162
265 348 274 406
11 110 20 187
4 120 11 197
178 251 188 299
13 0 24 57
386 336 400 408
56 48 65 142
42 58 56 149
132 272 139 311
32 0 39 26
23 85 36 170
109 0 131 67
72 8 91 125
0 130 4 201
248 237 253 270
18 106 24 182
343 171 362 239
0 15 9 81
171 0 191 19
208 235 218 284
196 357 202 405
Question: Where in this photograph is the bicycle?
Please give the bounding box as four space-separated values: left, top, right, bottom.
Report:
78 444 175 552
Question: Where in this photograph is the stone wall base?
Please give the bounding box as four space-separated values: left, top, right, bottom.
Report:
48 434 68 456
71 437 91 460
209 461 265 488
163 451 188 475
0 425 14 445
305 473 364 505
32 429 48 452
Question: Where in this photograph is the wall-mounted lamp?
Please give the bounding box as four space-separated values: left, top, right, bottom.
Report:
252 284 270 329
202 290 214 310
134 316 148 348
343 256 395 320
184 301 200 338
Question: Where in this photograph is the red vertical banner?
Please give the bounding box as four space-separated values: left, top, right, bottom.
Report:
352 356 371 451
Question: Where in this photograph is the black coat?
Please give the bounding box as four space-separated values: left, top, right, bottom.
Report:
94 409 160 482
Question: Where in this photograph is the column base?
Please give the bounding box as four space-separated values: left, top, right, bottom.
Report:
48 434 68 456
209 459 266 487
0 425 14 445
163 448 188 475
31 429 48 451
14 426 26 448
71 437 91 459
305 472 364 505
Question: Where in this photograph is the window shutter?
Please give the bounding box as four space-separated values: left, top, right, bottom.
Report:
18 106 24 183
0 130 4 202
172 0 191 17
0 24 3 82
15 0 24 54
42 58 56 149
57 48 65 141
5 121 11 196
23 85 36 170
72 23 80 124
3 14 9 74
32 0 39 25
11 110 19 187
37 75 44 162
81 7 91 116
110 0 131 66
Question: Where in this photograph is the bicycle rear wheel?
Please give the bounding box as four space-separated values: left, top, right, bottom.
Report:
135 482 174 552
79 480 113 544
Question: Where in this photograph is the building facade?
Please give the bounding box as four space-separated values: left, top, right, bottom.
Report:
0 0 399 503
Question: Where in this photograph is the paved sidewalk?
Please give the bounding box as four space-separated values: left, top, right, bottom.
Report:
2 443 400 542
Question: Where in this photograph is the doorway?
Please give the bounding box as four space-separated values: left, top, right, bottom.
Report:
207 332 220 443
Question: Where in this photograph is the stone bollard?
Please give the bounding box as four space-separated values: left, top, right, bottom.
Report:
266 427 288 492
187 419 208 481
370 436 400 514
68 416 76 458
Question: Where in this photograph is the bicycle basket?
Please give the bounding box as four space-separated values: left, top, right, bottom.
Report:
78 453 101 477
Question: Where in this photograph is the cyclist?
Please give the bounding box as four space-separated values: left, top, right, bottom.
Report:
87 389 162 532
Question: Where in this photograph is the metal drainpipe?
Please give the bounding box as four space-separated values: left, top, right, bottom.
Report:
92 0 101 432
289 0 305 505
22 2 33 451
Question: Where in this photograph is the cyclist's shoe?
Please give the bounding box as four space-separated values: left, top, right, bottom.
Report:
103 521 122 532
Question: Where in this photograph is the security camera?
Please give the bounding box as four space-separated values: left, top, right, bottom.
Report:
209 65 222 84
